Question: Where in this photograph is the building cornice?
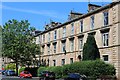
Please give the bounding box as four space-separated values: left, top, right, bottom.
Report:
99 44 120 49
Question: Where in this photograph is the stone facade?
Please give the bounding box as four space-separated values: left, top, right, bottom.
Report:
39 2 120 79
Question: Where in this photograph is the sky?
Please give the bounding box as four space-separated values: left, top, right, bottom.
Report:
1 2 111 31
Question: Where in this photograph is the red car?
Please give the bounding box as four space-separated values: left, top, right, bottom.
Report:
19 71 32 78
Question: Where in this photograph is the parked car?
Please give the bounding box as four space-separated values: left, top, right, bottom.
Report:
39 71 55 80
0 70 3 74
19 71 32 78
4 70 16 76
2 70 7 75
64 73 81 80
3 70 9 76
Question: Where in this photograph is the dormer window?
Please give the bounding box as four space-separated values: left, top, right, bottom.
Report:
88 4 101 12
90 7 95 11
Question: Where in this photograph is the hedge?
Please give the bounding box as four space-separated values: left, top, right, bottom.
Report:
48 66 63 78
37 60 116 78
37 67 47 77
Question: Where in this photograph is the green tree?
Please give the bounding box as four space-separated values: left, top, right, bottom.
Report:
2 19 40 75
5 63 16 70
83 35 100 60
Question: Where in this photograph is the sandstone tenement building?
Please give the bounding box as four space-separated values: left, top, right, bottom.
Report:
38 2 120 79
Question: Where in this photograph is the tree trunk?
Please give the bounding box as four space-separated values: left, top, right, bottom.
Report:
15 61 18 76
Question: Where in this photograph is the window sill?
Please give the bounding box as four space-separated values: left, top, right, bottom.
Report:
102 46 109 48
104 61 109 63
79 49 83 51
69 51 74 53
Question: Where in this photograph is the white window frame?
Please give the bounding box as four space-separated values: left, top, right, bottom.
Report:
70 39 74 52
48 32 50 42
103 12 108 26
53 43 57 53
102 33 109 47
43 34 45 43
48 45 50 54
62 59 65 66
70 58 73 64
62 41 66 52
79 38 83 49
80 20 83 32
91 16 94 29
71 23 74 35
54 30 57 40
53 60 56 66
102 55 109 62
63 27 66 38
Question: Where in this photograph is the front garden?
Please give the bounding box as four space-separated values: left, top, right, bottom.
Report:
37 60 116 79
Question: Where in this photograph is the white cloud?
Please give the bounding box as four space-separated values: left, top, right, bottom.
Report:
2 5 54 15
2 5 67 20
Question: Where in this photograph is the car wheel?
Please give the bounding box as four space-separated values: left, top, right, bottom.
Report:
20 76 22 78
5 73 7 76
43 77 46 80
39 78 43 80
21 76 24 78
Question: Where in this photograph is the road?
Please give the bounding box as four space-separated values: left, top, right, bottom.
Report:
0 75 64 80
1 75 39 80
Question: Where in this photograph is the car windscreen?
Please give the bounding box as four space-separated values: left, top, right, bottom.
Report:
24 71 30 74
9 71 15 73
69 73 80 78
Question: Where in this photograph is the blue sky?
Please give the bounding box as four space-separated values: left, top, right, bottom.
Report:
2 2 111 31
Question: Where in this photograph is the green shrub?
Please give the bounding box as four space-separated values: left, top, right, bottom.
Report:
90 60 115 77
51 66 63 78
37 66 63 78
37 60 116 78
37 67 46 76
18 67 25 75
62 64 71 76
